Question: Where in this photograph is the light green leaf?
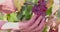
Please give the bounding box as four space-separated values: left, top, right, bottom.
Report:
46 7 52 15
7 13 18 22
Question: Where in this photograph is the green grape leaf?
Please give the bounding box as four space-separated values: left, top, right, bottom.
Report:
17 5 32 21
24 5 32 20
7 13 18 22
46 7 52 15
17 5 26 21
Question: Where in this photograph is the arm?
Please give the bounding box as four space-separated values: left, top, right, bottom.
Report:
0 20 20 30
1 22 19 30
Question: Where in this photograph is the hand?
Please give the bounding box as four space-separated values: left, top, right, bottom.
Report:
18 15 46 32
0 15 46 32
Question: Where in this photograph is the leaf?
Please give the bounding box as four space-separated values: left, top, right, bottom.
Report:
3 14 7 21
0 12 4 20
7 13 18 22
46 7 52 15
17 5 32 21
17 5 26 21
25 5 32 20
17 11 25 21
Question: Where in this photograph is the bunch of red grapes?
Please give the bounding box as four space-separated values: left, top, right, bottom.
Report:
32 0 47 16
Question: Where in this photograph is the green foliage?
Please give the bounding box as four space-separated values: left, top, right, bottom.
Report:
0 12 3 20
24 5 32 20
46 7 52 15
17 4 32 21
7 13 18 22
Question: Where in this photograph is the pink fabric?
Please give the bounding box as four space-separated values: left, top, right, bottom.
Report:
0 0 16 14
0 20 7 30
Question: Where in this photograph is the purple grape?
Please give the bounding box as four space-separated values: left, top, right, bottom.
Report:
32 0 47 16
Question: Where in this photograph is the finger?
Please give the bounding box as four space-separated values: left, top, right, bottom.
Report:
19 15 38 30
23 16 42 31
32 18 46 32
19 15 38 31
26 15 38 26
38 23 45 32
19 22 28 30
28 16 42 30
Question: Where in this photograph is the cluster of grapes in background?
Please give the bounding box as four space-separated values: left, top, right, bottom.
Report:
32 0 47 16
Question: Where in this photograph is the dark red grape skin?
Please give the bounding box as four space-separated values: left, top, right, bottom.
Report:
32 0 47 16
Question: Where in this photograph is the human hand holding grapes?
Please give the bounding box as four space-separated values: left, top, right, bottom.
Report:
0 14 46 32
15 15 46 32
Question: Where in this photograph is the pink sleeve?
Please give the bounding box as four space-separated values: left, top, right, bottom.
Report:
0 0 16 14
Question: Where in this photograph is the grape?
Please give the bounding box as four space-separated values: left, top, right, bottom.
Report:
32 0 47 16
